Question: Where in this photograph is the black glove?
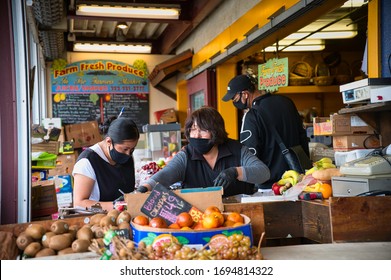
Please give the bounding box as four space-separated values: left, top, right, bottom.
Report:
213 167 238 190
136 185 149 193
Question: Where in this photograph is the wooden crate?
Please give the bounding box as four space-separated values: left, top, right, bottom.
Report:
329 196 391 242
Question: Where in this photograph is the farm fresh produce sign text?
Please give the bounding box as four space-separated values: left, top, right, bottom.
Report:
51 59 149 94
258 57 288 92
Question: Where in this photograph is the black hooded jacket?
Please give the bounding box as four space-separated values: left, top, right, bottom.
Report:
240 93 309 188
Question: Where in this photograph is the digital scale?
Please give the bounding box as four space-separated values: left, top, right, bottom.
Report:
332 174 391 197
340 78 391 104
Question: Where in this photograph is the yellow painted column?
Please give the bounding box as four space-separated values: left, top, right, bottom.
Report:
176 79 188 127
367 0 380 77
216 63 238 140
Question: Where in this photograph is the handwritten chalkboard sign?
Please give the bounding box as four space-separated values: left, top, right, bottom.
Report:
51 59 150 131
141 184 193 225
52 93 149 132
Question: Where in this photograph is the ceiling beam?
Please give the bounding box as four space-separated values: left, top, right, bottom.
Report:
157 0 223 54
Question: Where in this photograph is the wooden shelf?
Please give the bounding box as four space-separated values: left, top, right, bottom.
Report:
276 85 340 94
338 102 391 114
338 102 391 146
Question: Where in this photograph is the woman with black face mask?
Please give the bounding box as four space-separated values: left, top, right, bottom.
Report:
136 106 270 197
73 117 139 211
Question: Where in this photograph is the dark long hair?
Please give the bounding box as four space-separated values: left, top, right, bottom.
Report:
184 106 228 145
106 117 139 143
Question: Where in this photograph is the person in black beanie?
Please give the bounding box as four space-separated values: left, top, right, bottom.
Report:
73 117 139 211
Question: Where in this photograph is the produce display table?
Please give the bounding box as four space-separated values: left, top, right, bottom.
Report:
1 196 390 260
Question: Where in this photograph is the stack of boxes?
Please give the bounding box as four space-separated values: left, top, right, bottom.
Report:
313 113 381 152
31 119 102 219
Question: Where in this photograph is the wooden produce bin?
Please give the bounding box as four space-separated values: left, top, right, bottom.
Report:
224 196 391 246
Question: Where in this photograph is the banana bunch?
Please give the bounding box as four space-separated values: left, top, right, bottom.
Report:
305 157 336 175
304 182 322 192
273 169 302 195
278 170 301 186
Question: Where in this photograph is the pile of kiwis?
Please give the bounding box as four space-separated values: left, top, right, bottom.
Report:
16 209 132 259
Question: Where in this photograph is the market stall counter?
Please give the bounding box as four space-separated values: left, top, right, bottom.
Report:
0 196 390 260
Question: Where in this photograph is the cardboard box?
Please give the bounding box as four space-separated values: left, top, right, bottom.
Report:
313 114 375 136
154 108 177 124
48 153 78 177
32 170 49 182
31 180 58 218
131 214 253 248
32 141 61 155
333 134 381 151
125 186 224 218
64 120 102 149
48 175 73 208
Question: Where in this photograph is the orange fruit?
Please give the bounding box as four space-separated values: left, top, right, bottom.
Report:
223 220 235 227
168 223 181 229
180 226 192 231
149 217 167 228
176 212 194 228
192 222 204 230
226 212 244 224
319 183 332 199
203 206 221 216
133 215 149 226
232 222 244 227
202 213 221 229
211 211 224 226
208 234 229 250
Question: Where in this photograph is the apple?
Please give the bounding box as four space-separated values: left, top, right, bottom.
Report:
272 183 281 195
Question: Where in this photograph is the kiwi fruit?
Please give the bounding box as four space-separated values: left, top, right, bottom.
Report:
25 223 46 240
116 211 131 225
23 242 42 257
118 221 130 230
107 209 120 220
35 248 56 258
71 239 91 253
16 232 34 251
50 221 69 234
100 215 116 228
76 226 93 241
48 234 73 251
89 213 106 225
90 224 105 238
68 227 80 239
41 231 56 248
57 247 74 255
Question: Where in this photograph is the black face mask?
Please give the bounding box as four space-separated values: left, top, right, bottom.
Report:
189 138 214 154
233 93 248 110
109 142 131 165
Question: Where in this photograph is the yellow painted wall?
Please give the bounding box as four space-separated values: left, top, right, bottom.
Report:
193 0 299 67
176 79 188 127
368 0 380 77
216 63 238 139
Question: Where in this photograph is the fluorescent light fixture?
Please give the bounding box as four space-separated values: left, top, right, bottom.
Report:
73 42 152 54
341 0 367 8
277 39 324 46
286 18 358 40
76 4 180 19
116 22 128 29
265 45 325 52
265 39 325 52
286 30 358 40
